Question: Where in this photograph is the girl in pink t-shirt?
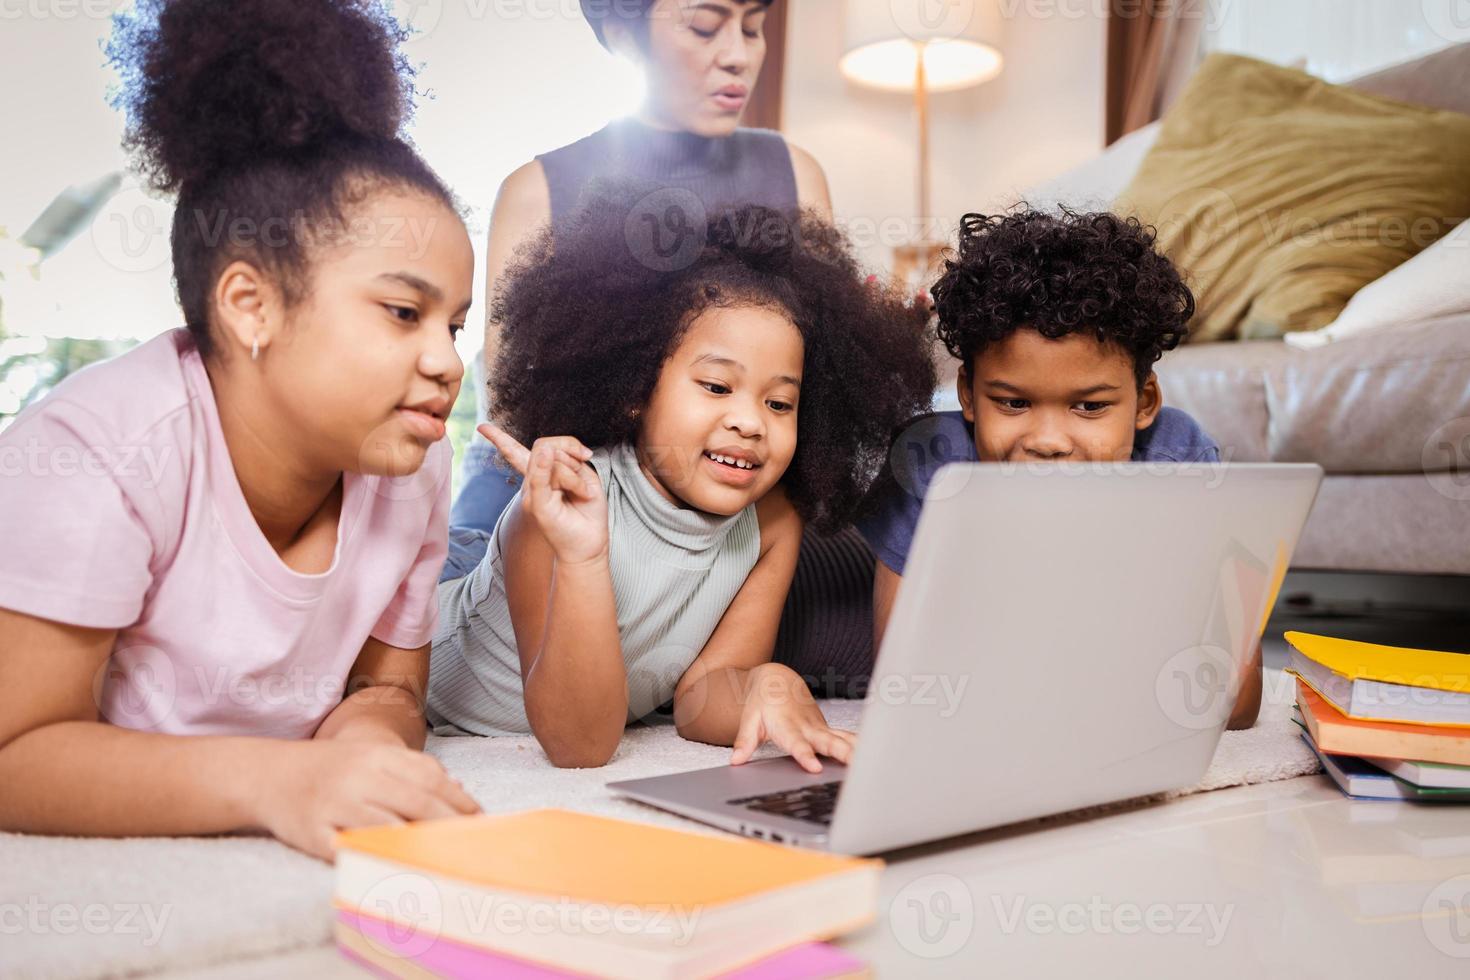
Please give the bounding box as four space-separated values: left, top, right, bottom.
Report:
0 0 480 860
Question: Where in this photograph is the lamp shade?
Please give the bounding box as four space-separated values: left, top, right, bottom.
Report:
841 0 1004 92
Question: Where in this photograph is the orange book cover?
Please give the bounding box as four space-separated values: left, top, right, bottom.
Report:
334 809 882 911
1297 681 1470 766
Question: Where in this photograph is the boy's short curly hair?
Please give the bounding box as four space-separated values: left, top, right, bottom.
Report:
931 208 1194 388
490 191 937 532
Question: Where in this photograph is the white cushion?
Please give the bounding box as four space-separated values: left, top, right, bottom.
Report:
1284 218 1470 349
1022 123 1162 212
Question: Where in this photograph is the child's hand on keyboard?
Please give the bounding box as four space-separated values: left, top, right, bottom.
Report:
730 663 856 774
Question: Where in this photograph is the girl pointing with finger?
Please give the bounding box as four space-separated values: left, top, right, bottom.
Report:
428 193 935 769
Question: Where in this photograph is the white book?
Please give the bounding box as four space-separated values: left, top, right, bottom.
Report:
1288 646 1470 726
1370 756 1470 790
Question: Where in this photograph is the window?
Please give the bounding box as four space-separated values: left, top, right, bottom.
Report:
1 3 642 448
1202 0 1470 82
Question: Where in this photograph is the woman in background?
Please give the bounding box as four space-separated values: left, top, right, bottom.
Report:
452 0 881 696
454 0 831 531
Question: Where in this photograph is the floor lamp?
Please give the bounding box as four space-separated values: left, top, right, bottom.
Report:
840 1 1004 291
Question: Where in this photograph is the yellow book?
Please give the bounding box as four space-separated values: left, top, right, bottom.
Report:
333 809 882 980
1284 631 1470 727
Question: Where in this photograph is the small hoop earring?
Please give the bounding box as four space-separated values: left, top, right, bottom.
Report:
251 336 260 361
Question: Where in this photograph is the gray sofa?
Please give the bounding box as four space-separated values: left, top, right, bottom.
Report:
1157 311 1470 575
1152 44 1470 576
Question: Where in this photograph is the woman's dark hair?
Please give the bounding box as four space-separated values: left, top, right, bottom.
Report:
490 191 937 532
580 0 775 50
108 0 460 358
931 208 1194 388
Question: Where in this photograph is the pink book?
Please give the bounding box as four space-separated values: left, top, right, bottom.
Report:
335 907 868 980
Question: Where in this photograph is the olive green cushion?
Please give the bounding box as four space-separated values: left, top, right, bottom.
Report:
1117 53 1470 341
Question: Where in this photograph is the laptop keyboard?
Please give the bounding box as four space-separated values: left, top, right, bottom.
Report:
728 780 843 826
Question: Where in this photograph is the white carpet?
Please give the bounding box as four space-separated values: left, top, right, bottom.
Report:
2 669 1318 980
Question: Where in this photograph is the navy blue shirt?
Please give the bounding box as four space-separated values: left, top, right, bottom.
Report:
855 406 1221 575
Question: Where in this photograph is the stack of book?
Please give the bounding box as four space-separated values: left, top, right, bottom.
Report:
332 808 879 979
1286 631 1470 802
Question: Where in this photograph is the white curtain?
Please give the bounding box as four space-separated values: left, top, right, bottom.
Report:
1203 0 1470 82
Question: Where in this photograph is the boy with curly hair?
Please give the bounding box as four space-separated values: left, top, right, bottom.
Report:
857 208 1262 729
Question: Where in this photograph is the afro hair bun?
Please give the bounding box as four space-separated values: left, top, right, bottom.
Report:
109 0 417 193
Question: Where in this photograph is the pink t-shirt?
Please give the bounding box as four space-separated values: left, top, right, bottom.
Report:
0 329 450 739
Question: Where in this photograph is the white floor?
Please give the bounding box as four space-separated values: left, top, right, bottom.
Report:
201 579 1470 979
167 775 1470 979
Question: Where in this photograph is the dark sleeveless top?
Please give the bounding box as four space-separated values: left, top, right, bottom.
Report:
532 117 874 698
536 116 799 232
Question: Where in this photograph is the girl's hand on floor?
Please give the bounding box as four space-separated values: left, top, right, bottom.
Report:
254 739 480 862
729 663 857 774
478 423 608 565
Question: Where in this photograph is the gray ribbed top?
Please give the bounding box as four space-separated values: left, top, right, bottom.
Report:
537 115 799 234
427 442 761 736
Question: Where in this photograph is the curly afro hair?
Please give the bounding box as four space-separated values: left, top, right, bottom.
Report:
489 191 938 533
931 208 1194 388
108 0 461 358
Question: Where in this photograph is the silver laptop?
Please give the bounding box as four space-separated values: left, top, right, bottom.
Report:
609 461 1323 854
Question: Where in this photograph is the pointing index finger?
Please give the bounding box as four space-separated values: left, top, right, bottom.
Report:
478 423 531 476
